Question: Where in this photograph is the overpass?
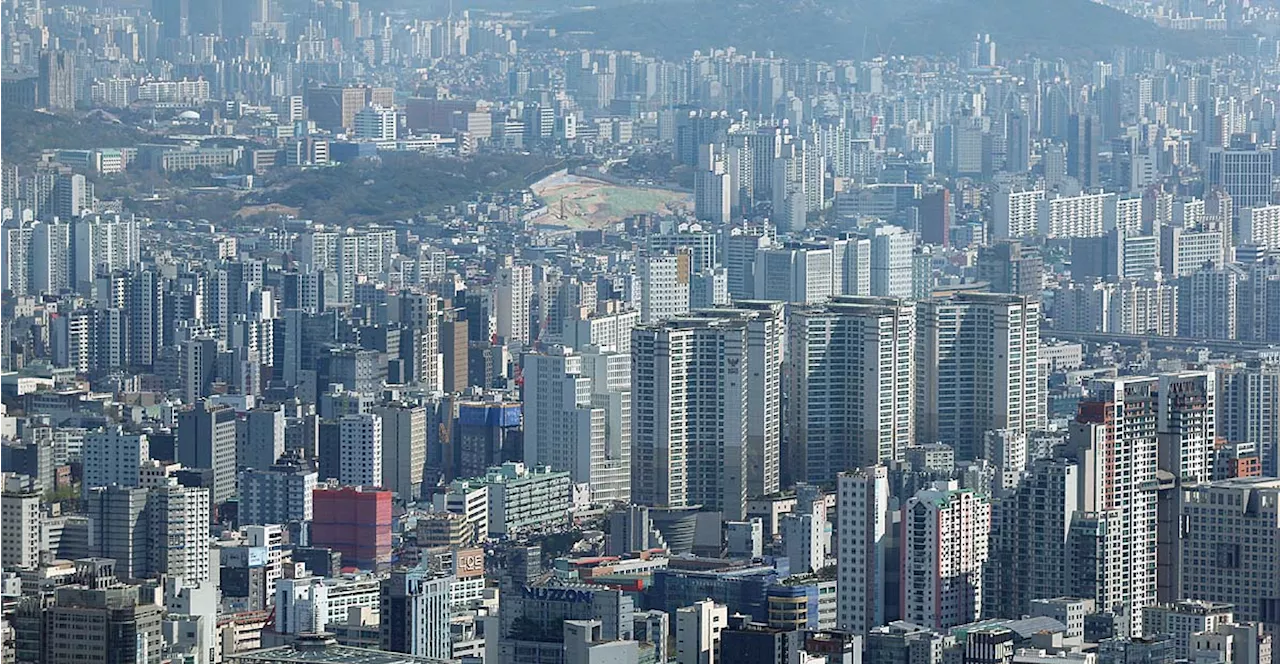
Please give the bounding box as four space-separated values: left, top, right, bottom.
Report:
1043 329 1280 355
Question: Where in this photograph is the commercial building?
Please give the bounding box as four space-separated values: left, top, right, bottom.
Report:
311 486 392 570
483 462 573 537
238 460 317 526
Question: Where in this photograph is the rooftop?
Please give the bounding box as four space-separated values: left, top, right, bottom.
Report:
227 634 450 664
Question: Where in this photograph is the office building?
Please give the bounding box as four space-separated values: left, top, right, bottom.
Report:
45 582 164 664
338 413 382 487
523 346 630 504
677 599 729 664
176 401 238 509
1142 600 1235 660
482 462 573 537
239 406 284 472
1068 114 1099 189
353 105 397 141
977 240 1043 296
1179 478 1280 640
374 404 426 500
83 426 148 491
1 487 41 571
311 486 392 570
238 460 317 526
638 252 692 323
38 50 76 110
380 569 453 660
1206 143 1273 220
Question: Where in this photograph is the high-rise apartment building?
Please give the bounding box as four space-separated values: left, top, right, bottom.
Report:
836 466 891 635
787 297 914 485
916 292 1043 460
902 483 991 630
1069 377 1161 632
1156 371 1216 483
1217 358 1280 476
632 315 756 520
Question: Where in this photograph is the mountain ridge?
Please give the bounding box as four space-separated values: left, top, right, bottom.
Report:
541 0 1218 61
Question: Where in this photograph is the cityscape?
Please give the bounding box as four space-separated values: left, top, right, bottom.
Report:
5 1 1280 664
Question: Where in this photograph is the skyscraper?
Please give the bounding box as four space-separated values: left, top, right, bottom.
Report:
339 413 383 487
37 50 76 110
495 261 534 346
176 401 238 510
1069 377 1160 632
1217 357 1280 476
523 346 631 504
380 569 454 659
1067 114 1099 189
787 297 914 485
631 315 753 520
916 292 1043 460
374 404 426 501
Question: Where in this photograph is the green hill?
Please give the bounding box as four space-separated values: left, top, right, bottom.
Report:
543 0 1218 61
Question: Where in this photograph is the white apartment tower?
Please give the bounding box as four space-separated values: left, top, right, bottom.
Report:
788 297 914 485
916 292 1043 460
631 316 754 520
837 465 891 635
1069 377 1160 631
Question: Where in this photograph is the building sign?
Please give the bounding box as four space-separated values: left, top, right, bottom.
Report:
521 586 595 603
454 547 485 579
